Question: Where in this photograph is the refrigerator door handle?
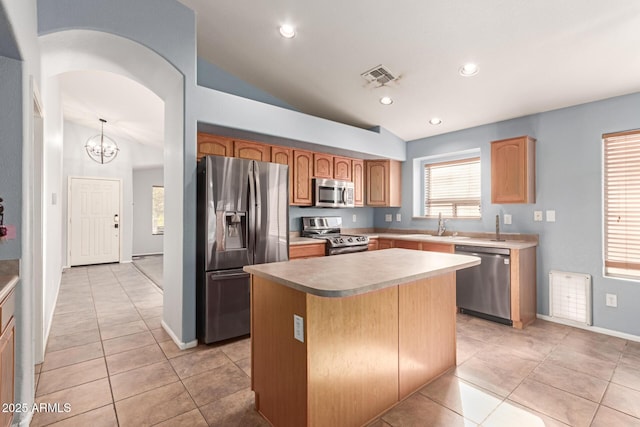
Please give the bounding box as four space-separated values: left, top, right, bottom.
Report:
248 162 256 261
254 162 263 258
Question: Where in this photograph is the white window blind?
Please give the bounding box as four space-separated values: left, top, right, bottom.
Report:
424 157 480 218
604 130 640 279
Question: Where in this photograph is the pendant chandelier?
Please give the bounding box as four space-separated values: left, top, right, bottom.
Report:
85 118 119 164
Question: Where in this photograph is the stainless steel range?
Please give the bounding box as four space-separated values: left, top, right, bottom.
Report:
301 216 369 256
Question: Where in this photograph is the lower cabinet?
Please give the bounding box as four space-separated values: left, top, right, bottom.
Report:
377 239 394 250
0 289 15 427
290 243 325 260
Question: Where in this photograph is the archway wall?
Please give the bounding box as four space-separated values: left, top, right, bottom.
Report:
38 0 197 344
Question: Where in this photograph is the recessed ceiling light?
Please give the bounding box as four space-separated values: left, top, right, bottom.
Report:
379 96 393 105
429 118 442 125
459 63 479 77
279 24 296 38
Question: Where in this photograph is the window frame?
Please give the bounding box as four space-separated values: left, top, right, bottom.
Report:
152 185 164 235
603 129 640 281
422 155 482 219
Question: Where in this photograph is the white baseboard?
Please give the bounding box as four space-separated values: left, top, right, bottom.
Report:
161 320 198 350
537 314 640 343
132 252 163 257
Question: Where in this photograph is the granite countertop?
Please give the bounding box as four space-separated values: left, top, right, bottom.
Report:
244 248 480 297
289 236 322 246
0 275 18 303
366 233 537 250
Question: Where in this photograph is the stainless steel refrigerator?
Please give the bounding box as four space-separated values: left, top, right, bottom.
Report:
197 156 289 343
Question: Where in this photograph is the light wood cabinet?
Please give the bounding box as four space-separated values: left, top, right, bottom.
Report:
367 238 379 251
352 160 364 207
377 238 394 250
293 150 314 206
313 153 334 179
289 243 325 259
271 146 293 202
197 133 233 160
510 247 537 329
333 157 352 181
366 160 402 207
421 242 454 253
0 289 14 427
394 240 421 250
491 136 536 204
234 139 270 161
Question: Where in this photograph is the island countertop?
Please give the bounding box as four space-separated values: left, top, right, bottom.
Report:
243 248 480 297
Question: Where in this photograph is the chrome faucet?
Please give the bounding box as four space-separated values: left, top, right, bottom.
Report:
437 212 446 236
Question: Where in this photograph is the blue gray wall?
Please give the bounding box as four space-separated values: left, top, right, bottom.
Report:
0 55 22 260
376 92 640 336
197 57 297 111
290 207 375 232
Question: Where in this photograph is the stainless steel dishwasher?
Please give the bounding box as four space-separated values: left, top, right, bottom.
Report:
455 245 512 325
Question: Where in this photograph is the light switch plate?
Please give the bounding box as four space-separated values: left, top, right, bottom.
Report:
385 214 392 222
352 214 357 222
504 214 512 225
606 293 617 308
534 211 543 221
293 314 304 342
546 210 556 222
396 213 402 222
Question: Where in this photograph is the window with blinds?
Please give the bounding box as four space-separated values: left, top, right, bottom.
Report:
604 130 640 280
424 157 481 218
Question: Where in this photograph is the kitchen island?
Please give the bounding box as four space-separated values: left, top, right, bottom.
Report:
244 248 480 427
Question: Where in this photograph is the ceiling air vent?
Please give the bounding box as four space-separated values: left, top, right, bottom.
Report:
361 64 399 87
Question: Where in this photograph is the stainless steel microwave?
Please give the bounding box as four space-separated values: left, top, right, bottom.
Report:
313 178 355 208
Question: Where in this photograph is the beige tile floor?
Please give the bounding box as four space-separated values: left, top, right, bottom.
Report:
33 263 640 426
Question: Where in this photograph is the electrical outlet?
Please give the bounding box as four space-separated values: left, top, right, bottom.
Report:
546 210 556 222
504 214 512 225
352 214 357 222
293 314 304 342
606 293 617 308
396 213 402 222
534 211 543 221
385 214 392 222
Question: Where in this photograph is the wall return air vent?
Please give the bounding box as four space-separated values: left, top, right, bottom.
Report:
361 64 399 87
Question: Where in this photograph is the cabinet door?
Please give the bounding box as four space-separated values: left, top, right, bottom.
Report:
314 153 334 179
421 242 454 253
366 161 389 206
394 240 421 250
271 146 294 203
491 136 535 204
333 157 352 181
0 319 14 427
234 139 270 161
197 133 233 160
290 243 325 259
367 238 379 251
293 150 313 205
352 159 364 207
377 239 394 249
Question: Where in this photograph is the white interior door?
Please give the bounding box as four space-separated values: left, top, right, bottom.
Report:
69 177 121 266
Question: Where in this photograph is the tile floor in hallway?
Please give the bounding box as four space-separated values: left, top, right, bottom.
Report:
32 263 640 426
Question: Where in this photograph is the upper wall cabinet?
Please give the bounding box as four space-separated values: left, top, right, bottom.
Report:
313 153 334 179
333 156 352 181
366 160 402 207
197 133 233 160
234 139 270 162
491 136 536 204
293 150 314 206
352 159 364 207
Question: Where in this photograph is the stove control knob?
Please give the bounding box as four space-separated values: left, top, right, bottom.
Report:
347 237 353 242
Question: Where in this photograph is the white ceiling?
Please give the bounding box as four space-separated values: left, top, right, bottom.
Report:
58 70 164 148
58 1 640 146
